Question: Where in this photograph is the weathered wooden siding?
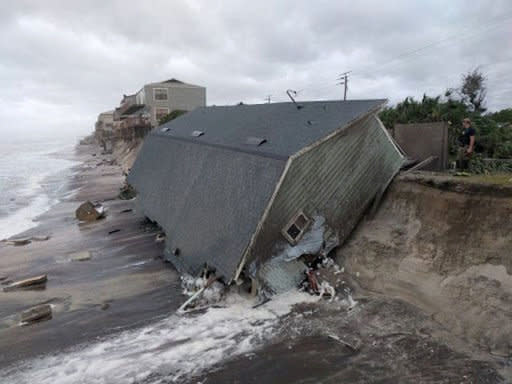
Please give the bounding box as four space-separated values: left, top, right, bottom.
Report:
245 114 403 271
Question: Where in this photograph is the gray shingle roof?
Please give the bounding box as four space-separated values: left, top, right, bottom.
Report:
128 135 286 279
156 99 386 158
129 99 388 281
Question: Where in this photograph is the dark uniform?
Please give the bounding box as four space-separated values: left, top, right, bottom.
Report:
457 126 476 170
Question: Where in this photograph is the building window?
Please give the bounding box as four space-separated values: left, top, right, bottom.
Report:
154 88 168 101
155 107 170 122
282 211 311 245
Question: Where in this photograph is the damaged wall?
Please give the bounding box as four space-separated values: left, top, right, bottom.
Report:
243 115 404 283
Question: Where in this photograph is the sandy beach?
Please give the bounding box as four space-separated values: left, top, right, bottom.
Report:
0 143 180 367
0 143 509 383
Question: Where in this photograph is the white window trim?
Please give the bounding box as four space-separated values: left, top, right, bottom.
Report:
281 210 311 245
153 87 169 101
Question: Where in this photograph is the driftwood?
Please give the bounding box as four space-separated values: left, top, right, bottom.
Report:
21 304 52 324
1 235 51 246
70 251 92 261
3 274 47 292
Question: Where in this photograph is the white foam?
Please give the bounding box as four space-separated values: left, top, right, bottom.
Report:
0 140 80 240
0 194 52 240
2 291 317 384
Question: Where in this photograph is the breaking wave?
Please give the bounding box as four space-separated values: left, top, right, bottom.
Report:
1 291 317 384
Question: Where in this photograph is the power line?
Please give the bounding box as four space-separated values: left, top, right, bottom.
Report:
262 11 512 103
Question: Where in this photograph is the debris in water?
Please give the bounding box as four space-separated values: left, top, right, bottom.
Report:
20 304 52 325
179 270 225 313
108 229 121 235
155 232 166 243
1 235 51 246
70 251 92 262
3 274 48 292
75 201 105 222
119 183 137 200
257 216 339 296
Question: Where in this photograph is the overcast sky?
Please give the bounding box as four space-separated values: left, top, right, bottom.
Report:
1 0 511 140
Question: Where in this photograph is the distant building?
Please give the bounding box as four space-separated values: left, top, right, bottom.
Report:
128 100 404 294
112 78 206 143
94 110 114 152
135 78 206 127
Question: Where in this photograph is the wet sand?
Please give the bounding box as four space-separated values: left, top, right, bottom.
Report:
0 144 508 383
0 144 180 368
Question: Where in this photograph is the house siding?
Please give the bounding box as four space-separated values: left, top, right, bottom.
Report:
244 114 404 272
143 84 206 126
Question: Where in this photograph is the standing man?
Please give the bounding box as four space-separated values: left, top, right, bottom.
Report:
457 118 476 170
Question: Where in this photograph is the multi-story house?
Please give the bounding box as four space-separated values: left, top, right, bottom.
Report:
135 78 206 127
94 110 114 151
112 78 206 142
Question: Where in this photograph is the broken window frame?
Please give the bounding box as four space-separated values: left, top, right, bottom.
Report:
282 210 311 245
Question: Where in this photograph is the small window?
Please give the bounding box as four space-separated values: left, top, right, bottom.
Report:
154 88 168 101
155 107 170 122
282 211 311 245
191 130 204 137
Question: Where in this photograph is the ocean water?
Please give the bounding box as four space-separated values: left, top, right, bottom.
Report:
0 137 80 239
1 291 318 384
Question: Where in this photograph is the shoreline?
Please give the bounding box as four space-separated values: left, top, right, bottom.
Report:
0 141 80 241
0 142 181 368
0 141 508 382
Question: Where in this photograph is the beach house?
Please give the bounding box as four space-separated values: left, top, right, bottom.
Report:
128 99 404 292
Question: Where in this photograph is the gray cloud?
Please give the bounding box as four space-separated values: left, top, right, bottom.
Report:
0 0 511 139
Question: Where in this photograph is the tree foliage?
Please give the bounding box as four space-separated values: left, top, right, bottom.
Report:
459 68 487 113
379 69 512 159
158 109 187 125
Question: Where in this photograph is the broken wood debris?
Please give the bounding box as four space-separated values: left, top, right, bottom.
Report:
178 275 221 314
21 304 52 325
3 274 48 292
70 251 92 262
108 229 121 235
1 235 50 246
327 334 358 351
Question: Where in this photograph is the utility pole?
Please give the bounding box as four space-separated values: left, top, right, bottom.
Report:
265 95 272 104
337 71 351 101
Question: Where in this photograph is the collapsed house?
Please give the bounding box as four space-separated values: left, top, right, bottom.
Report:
128 100 404 294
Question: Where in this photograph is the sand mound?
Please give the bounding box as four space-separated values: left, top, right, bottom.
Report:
338 175 512 358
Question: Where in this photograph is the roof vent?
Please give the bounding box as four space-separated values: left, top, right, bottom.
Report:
246 137 267 146
161 127 171 132
191 130 204 137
